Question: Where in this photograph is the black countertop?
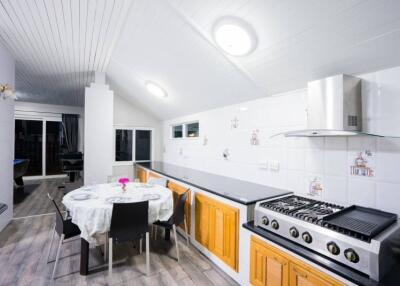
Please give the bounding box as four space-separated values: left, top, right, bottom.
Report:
136 161 291 205
243 221 400 286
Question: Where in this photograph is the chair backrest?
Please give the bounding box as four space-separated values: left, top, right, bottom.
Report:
170 190 189 225
147 177 168 187
47 193 65 236
109 201 149 243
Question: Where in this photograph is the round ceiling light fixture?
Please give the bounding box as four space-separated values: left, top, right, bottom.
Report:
145 81 168 98
213 17 257 56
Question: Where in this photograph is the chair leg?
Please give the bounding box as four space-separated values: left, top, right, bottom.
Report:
184 216 189 246
155 225 157 240
146 232 150 276
104 233 108 262
139 238 143 254
47 226 56 263
108 237 113 277
172 224 180 262
51 234 64 280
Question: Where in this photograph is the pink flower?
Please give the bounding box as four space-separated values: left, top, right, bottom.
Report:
118 178 130 185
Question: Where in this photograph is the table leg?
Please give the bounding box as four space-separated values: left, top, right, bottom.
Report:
165 229 170 241
80 238 89 275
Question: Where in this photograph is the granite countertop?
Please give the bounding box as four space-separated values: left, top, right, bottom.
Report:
136 161 291 205
243 221 400 286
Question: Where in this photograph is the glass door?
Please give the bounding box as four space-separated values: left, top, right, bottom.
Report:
135 129 152 162
14 119 43 176
46 121 63 175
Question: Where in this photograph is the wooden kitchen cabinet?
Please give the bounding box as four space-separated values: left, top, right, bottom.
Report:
167 181 191 234
289 263 342 286
250 236 289 286
250 236 343 286
136 167 148 183
195 193 239 271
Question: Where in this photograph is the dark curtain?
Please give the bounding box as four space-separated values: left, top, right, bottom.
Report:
62 114 79 152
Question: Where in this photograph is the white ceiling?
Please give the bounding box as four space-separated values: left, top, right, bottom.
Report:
2 0 400 118
0 0 131 105
108 0 400 119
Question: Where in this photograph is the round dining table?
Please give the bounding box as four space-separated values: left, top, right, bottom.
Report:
62 182 174 275
63 182 174 244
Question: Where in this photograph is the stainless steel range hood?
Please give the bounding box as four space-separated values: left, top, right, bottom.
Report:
275 74 383 137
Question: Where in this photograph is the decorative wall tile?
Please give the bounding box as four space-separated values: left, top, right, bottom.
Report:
307 175 324 198
250 129 260 145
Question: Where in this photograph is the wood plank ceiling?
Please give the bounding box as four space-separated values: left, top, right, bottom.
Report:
0 0 132 106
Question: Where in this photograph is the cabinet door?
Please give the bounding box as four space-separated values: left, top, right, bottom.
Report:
168 181 191 234
136 168 148 183
265 249 288 286
195 194 210 247
250 237 289 286
209 201 239 271
250 240 268 286
289 263 341 286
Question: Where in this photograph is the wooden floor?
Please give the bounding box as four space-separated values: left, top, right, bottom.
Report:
14 178 82 218
4 179 238 286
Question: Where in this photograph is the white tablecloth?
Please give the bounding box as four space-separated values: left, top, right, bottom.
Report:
62 182 174 244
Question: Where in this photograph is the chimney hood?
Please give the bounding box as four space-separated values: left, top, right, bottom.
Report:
274 74 383 138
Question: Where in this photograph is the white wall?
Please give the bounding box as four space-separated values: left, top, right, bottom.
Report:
14 101 85 152
84 82 114 185
162 66 400 215
0 44 15 231
112 94 162 180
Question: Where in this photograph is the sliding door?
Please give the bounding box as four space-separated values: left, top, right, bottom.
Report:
15 119 64 177
14 119 43 176
135 129 152 162
46 121 63 175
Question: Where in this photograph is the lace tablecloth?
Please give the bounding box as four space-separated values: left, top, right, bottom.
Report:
62 182 173 244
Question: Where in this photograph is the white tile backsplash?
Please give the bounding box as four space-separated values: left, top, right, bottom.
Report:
163 66 400 215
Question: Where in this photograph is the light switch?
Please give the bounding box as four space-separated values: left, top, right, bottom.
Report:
259 161 269 170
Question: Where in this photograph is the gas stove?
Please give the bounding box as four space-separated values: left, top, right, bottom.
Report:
255 195 400 281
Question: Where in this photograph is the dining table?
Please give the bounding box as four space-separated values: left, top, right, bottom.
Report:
62 181 174 275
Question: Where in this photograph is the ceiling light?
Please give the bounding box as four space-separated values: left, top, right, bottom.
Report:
239 106 248 111
213 17 257 56
145 81 167 98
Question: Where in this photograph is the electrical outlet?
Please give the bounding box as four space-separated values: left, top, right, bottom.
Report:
269 160 280 172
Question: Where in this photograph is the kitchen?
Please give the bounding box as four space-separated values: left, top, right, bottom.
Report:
0 1 400 285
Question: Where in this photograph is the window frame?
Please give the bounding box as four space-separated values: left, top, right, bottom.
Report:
113 126 154 166
170 121 200 139
171 124 184 139
184 121 200 139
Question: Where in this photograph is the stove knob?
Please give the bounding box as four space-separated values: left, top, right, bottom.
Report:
327 242 340 255
261 216 269 225
344 249 359 263
302 232 312 243
271 220 279 230
289 227 299 238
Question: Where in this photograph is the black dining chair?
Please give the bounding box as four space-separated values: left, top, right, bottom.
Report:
46 193 81 280
153 190 189 262
108 201 150 277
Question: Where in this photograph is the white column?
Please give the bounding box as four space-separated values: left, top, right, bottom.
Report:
84 75 114 185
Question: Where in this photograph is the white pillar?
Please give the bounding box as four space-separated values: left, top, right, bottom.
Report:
84 79 114 185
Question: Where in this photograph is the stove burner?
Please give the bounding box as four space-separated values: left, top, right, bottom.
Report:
260 195 344 224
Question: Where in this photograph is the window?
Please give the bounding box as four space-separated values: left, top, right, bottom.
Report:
115 129 133 161
135 130 151 161
172 125 183 138
186 122 199 138
114 128 153 163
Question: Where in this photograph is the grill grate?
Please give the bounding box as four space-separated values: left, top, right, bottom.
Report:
322 205 397 242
